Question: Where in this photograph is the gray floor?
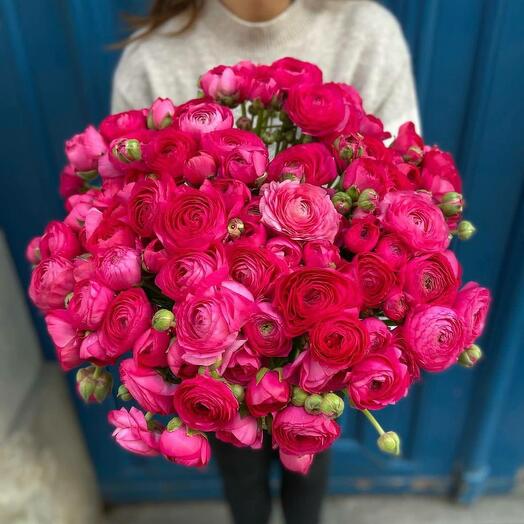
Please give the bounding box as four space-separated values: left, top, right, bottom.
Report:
107 494 524 524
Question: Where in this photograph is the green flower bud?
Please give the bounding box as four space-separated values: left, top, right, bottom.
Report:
230 384 245 402
78 376 96 403
332 192 352 215
291 386 308 407
166 416 183 432
458 344 483 368
340 146 354 162
357 188 379 212
77 170 98 182
439 192 464 216
377 431 401 456
117 384 132 401
112 138 142 163
346 185 360 202
304 394 323 415
93 372 113 404
457 220 476 240
152 309 175 332
320 393 345 419
228 218 245 239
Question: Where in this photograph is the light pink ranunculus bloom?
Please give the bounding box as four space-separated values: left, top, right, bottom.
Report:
216 412 263 450
279 450 314 475
159 426 211 467
259 180 340 242
175 99 234 138
44 309 83 371
96 246 142 291
108 407 160 457
148 97 175 129
65 125 106 172
119 358 177 415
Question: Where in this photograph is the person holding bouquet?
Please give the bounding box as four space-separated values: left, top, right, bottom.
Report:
109 1 421 524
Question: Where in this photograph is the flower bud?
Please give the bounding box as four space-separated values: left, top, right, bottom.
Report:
357 188 379 212
112 138 142 163
457 220 476 240
78 376 96 403
291 386 308 407
230 383 245 402
236 116 252 131
93 371 113 403
228 218 245 239
332 192 352 215
152 309 175 332
166 416 184 432
458 344 483 368
147 97 175 130
117 384 132 401
346 185 360 202
77 366 113 403
377 431 401 456
439 192 464 216
320 393 345 419
304 394 323 415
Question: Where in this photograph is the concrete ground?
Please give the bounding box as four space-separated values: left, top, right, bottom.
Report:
107 494 524 524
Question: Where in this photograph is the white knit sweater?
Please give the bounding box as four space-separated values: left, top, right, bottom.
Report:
112 0 421 134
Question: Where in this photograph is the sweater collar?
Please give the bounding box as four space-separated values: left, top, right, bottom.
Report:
200 0 313 51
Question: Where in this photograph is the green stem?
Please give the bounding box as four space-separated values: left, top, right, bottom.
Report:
93 366 103 379
241 102 247 118
361 409 385 436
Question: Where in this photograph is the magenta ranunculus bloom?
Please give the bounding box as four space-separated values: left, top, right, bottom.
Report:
108 407 160 457
68 279 114 330
159 426 211 467
453 282 491 347
279 450 314 475
246 369 291 418
29 256 75 311
216 412 263 449
95 246 142 291
45 309 83 371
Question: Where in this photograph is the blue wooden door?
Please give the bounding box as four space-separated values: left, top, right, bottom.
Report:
1 0 523 503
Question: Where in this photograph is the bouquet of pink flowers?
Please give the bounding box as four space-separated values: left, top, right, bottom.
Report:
27 57 491 473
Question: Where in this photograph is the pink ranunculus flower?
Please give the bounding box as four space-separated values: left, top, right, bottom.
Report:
216 412 263 450
64 191 96 231
99 288 153 361
265 236 302 268
95 246 142 291
108 407 160 457
167 339 200 380
67 279 114 330
243 301 292 358
259 180 340 242
374 233 410 271
403 304 466 372
173 374 239 431
220 343 261 385
148 97 175 129
133 328 170 368
303 239 341 268
175 99 234 138
39 222 81 261
79 331 108 365
99 109 147 143
44 309 83 371
343 217 381 254
379 191 450 253
65 125 106 172
155 243 228 302
361 317 391 353
341 157 394 197
142 239 169 274
174 281 255 366
245 369 291 418
120 358 177 415
159 426 211 467
266 142 337 186
283 350 349 394
420 147 462 198
271 57 323 91
59 164 84 198
183 152 217 186
26 236 41 265
383 288 409 322
29 256 75 311
272 406 340 455
279 450 315 475
348 346 410 410
221 144 268 186
453 282 491 346
391 121 424 165
199 64 251 103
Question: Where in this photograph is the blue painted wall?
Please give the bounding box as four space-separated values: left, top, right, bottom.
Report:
0 0 523 503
